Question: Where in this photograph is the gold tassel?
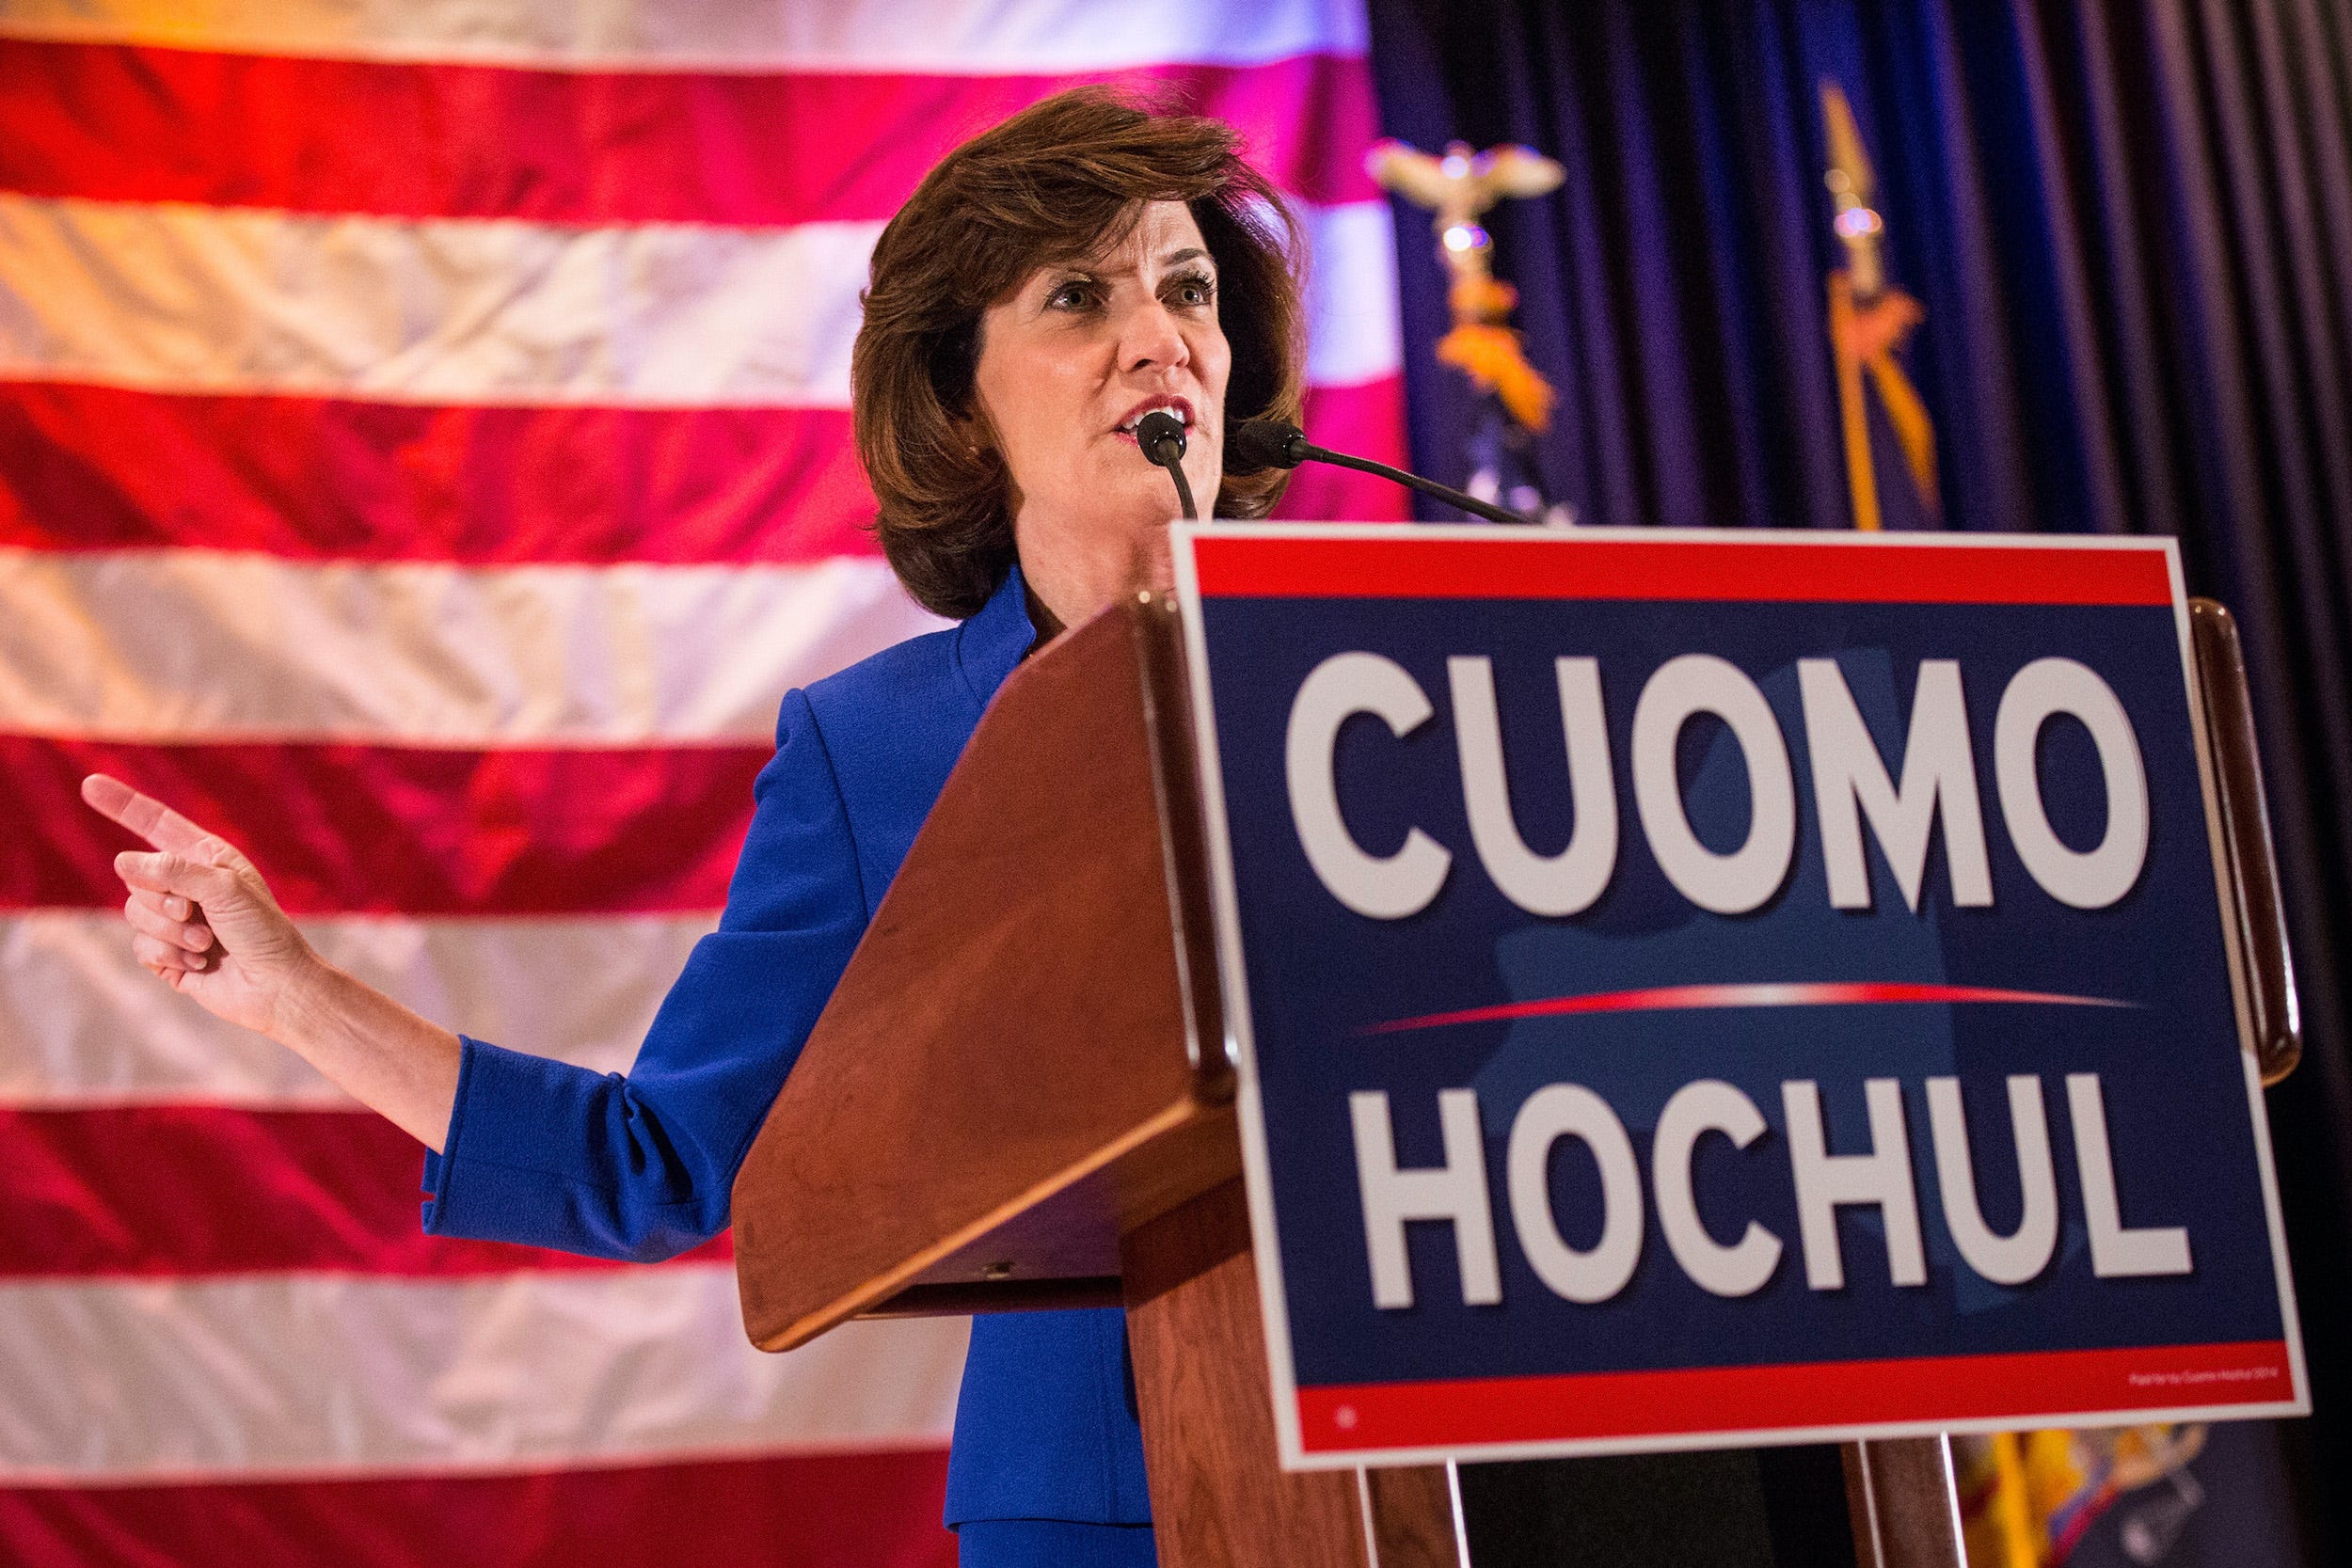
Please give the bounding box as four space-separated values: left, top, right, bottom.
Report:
1865 353 1939 506
1436 323 1557 434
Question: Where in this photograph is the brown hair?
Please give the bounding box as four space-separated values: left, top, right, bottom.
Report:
852 87 1306 618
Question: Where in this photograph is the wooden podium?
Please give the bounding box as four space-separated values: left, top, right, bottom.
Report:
729 590 2297 1568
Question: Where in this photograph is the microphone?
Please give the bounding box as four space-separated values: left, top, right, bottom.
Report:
1136 410 1197 521
1227 419 1533 526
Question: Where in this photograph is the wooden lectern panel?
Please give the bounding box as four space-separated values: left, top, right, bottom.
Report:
1122 1181 1371 1568
731 594 1236 1351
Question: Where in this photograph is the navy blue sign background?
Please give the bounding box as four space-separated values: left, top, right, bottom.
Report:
1196 593 2287 1395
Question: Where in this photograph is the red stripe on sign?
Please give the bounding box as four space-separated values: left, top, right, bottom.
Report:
0 385 877 564
1191 535 2177 606
1296 1340 2296 1452
1274 378 1414 523
1365 980 2136 1035
0 1106 730 1277
6 736 761 915
0 40 1378 222
0 1449 953 1568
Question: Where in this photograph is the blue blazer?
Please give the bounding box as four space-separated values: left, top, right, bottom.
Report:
421 562 1153 1528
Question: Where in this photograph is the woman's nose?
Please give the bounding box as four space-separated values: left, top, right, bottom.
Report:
1120 300 1191 377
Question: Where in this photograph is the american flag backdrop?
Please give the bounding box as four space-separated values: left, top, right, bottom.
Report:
0 1 1407 1561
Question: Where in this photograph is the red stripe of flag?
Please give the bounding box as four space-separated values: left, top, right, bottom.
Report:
1296 1339 2296 1452
1275 378 1413 523
1269 455 1412 527
0 40 1378 223
1 378 1406 561
1191 534 2177 606
0 1449 952 1568
0 386 879 564
7 736 763 916
0 1105 730 1277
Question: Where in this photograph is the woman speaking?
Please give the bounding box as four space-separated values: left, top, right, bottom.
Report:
81 89 1305 1568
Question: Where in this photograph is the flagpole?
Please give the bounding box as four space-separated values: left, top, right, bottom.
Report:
1823 84 1888 533
1829 271 1883 533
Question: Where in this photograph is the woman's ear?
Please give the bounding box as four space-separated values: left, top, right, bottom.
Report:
942 409 978 459
951 393 999 459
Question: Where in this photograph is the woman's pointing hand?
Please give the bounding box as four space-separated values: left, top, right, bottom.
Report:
82 772 317 1038
80 772 461 1148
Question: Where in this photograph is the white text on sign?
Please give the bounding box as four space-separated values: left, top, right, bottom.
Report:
1286 653 2150 918
1348 1074 2193 1309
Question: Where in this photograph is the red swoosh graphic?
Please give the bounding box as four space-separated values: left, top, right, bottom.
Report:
1361 981 2137 1037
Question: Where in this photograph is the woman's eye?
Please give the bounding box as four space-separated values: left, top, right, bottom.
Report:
1168 276 1216 308
1047 281 1097 311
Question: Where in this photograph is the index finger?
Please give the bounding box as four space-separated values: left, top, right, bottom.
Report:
80 774 222 856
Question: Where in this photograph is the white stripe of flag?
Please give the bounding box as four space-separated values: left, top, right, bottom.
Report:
2 910 721 1108
0 196 1401 404
0 1273 965 1481
0 550 942 745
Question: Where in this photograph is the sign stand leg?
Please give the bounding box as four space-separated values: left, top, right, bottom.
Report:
1360 1463 1464 1567
1842 1437 1964 1568
1123 1180 1463 1567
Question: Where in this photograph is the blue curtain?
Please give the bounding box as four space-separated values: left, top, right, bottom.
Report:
1364 0 2352 1555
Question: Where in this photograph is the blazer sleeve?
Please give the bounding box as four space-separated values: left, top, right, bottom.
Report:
420 686 869 1261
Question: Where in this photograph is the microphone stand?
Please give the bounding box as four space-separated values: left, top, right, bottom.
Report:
1286 439 1532 526
1226 420 1535 526
1149 413 1540 528
1138 411 1198 521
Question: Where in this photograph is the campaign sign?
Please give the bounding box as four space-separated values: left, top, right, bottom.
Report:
1170 525 2306 1468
